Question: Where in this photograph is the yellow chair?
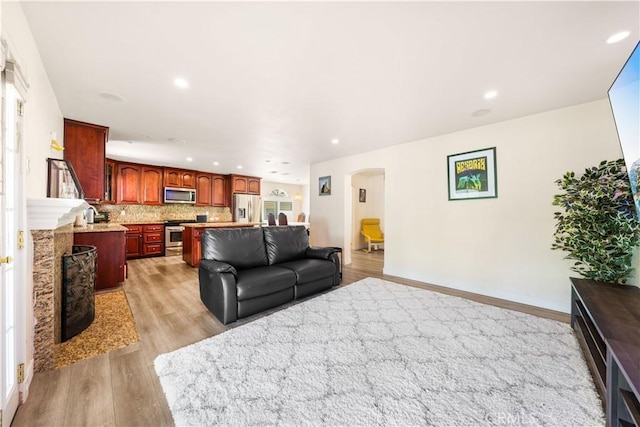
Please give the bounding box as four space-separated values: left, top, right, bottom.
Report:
361 218 384 252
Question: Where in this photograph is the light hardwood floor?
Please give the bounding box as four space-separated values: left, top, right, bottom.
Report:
12 249 567 426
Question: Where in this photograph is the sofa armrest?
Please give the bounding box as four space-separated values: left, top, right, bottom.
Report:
305 246 339 260
198 260 238 324
305 246 342 286
199 259 237 276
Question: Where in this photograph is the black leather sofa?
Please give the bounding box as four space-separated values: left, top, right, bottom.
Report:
198 225 341 324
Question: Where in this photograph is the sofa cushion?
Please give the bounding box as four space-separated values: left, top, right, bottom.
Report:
277 259 336 284
263 226 309 265
236 266 296 301
202 228 268 269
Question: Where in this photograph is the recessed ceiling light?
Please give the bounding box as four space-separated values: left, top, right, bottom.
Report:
265 160 271 163
142 135 153 140
98 92 126 102
281 172 290 175
607 31 630 44
237 165 243 169
471 109 491 117
212 161 219 166
186 157 193 162
270 170 278 174
174 77 189 88
331 139 339 145
281 161 290 165
484 90 498 99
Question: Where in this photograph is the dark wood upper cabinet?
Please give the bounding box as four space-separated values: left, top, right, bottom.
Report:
104 159 116 203
116 162 141 204
141 166 163 205
212 175 227 206
229 174 261 195
196 173 213 206
247 177 261 194
115 162 162 205
164 168 196 189
196 173 228 207
63 119 109 203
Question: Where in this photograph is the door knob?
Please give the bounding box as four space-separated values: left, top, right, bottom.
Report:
0 256 13 264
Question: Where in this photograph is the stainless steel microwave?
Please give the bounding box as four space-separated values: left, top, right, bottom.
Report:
164 187 196 204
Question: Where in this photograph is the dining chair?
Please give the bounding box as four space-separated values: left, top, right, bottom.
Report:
278 212 288 225
267 213 277 226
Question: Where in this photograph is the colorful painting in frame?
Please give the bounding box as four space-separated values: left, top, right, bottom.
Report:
447 147 497 200
319 176 331 196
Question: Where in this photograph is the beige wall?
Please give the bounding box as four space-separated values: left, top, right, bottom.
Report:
3 2 63 199
311 99 625 312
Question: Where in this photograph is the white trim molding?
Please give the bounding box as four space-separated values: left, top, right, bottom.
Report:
26 198 89 230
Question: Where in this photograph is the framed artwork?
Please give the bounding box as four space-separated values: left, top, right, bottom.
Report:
47 158 84 199
319 176 331 196
447 147 497 200
359 188 366 203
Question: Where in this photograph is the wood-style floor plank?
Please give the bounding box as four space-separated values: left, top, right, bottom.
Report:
61 353 115 426
12 248 566 426
13 363 72 426
110 344 169 427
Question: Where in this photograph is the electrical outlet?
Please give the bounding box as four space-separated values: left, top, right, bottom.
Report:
120 210 126 216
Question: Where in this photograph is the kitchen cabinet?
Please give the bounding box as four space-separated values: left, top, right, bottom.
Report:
115 162 163 205
195 173 213 206
228 174 261 195
142 224 164 256
182 227 204 267
125 225 143 258
125 223 164 259
63 119 109 203
74 230 125 290
116 162 141 204
196 173 227 207
247 177 261 194
104 159 116 203
141 166 163 205
164 168 196 189
212 174 227 206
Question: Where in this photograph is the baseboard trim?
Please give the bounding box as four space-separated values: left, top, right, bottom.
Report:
19 359 34 403
382 272 570 323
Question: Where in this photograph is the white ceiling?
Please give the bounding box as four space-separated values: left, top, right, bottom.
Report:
20 1 640 184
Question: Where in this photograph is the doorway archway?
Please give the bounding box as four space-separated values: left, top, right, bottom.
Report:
344 168 385 271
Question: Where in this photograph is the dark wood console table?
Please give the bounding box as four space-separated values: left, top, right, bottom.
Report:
570 278 640 427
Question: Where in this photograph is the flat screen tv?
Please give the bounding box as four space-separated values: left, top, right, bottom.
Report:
608 41 640 217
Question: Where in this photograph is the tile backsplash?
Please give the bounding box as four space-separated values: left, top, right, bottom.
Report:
96 204 232 223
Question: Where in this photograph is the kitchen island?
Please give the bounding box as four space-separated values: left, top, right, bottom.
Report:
182 222 261 267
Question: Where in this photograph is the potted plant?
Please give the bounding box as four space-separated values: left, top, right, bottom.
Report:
552 159 640 284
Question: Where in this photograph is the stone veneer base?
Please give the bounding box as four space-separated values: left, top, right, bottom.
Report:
31 224 73 372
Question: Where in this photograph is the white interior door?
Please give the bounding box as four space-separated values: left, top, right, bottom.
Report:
1 73 21 427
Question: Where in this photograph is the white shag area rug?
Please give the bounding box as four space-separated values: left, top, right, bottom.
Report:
154 277 604 427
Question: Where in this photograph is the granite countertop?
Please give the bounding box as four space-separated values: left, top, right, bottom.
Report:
73 223 129 233
182 222 261 228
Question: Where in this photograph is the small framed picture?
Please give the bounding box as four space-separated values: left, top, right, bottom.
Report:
47 158 84 199
359 188 366 203
447 147 497 200
319 176 331 196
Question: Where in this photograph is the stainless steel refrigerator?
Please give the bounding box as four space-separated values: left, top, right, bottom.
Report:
233 194 262 223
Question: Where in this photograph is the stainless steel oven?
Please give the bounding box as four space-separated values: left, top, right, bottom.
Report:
164 220 196 256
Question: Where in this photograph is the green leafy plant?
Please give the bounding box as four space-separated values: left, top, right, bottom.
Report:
552 159 640 284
